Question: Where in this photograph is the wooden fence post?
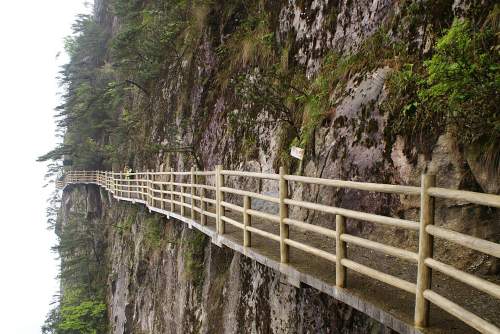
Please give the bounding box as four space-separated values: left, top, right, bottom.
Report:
146 171 149 203
415 173 436 328
136 172 139 200
215 165 221 234
217 165 225 234
279 166 289 263
161 166 168 210
117 172 121 197
153 171 157 207
128 170 131 199
143 171 146 202
336 214 347 287
144 171 147 203
243 195 251 247
147 170 151 206
170 168 175 213
180 172 185 216
152 170 155 207
191 167 195 221
200 175 207 226
151 171 155 207
158 167 165 210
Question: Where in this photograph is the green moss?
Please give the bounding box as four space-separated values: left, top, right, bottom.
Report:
396 0 454 51
241 134 259 161
182 230 207 288
143 215 164 249
292 29 406 153
113 205 139 235
228 26 413 167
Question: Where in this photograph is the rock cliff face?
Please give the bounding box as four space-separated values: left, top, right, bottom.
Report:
55 0 498 332
61 185 393 333
174 0 498 273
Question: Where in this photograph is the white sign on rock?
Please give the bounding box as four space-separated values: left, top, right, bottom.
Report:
290 146 304 160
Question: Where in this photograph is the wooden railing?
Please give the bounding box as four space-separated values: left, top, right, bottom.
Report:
59 168 500 333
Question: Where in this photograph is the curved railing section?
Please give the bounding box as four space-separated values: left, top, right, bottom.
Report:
58 168 500 334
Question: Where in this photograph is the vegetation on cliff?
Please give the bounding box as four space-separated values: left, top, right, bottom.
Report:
383 11 500 167
41 0 498 331
39 0 499 175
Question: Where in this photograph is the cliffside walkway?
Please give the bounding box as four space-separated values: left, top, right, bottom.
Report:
58 169 500 334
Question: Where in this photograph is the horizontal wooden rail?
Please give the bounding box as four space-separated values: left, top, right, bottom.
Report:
169 171 192 175
428 187 500 208
220 186 280 204
58 169 500 333
191 184 216 191
284 198 419 230
246 226 280 242
426 225 500 258
341 234 418 263
220 201 244 213
284 217 336 238
192 171 216 176
246 208 280 223
284 174 420 195
221 170 280 180
193 208 216 219
423 290 500 334
341 259 417 294
285 238 337 263
425 258 500 299
221 215 244 229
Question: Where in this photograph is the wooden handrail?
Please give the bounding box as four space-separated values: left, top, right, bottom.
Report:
58 168 500 333
423 290 500 334
284 174 420 195
425 258 500 299
221 169 280 180
284 198 419 230
428 187 500 208
426 225 500 258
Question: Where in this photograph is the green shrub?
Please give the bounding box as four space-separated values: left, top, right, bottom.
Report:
383 14 499 167
42 288 107 334
422 18 499 146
